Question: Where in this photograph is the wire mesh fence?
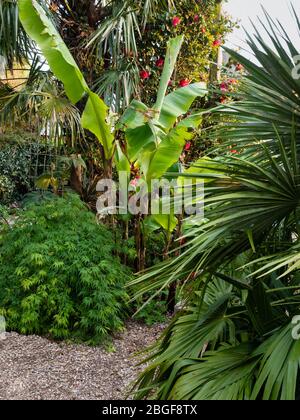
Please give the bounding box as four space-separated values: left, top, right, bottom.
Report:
0 136 66 202
25 140 62 182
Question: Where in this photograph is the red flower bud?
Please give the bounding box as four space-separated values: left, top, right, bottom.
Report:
184 142 192 151
236 63 243 71
172 16 181 27
213 39 222 47
156 57 164 68
140 70 150 80
220 81 229 91
179 78 190 88
194 15 199 22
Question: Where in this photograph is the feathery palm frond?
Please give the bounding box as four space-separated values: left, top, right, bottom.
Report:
0 0 34 69
0 55 83 146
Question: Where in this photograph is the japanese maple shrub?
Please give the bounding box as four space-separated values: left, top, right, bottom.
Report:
0 193 130 343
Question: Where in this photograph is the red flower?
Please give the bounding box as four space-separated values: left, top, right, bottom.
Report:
236 63 243 71
184 142 192 151
213 39 222 47
201 27 206 33
179 78 190 88
194 15 199 22
220 96 227 104
220 81 228 91
172 16 181 27
228 78 238 85
230 149 238 154
140 70 150 80
156 57 164 68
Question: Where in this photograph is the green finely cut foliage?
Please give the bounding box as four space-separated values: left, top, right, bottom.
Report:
0 194 131 343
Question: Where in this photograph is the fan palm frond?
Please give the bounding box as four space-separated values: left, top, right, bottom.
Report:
130 134 300 298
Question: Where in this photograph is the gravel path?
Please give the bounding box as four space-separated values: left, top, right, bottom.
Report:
0 321 164 400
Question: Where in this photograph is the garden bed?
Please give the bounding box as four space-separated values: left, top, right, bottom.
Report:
0 321 164 400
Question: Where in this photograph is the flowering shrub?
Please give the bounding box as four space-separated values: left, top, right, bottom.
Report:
137 0 236 103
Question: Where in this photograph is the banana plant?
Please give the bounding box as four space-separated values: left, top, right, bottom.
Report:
118 36 207 237
117 37 206 282
19 0 207 242
19 0 206 185
118 66 206 182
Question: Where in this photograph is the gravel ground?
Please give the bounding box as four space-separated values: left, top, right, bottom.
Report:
0 321 164 400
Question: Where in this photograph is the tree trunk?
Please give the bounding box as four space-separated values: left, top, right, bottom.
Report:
135 215 146 272
167 282 177 314
166 216 183 314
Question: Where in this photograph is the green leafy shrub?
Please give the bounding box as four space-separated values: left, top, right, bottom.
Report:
0 203 10 225
0 193 131 343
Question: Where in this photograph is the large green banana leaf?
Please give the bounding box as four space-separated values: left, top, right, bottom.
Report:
19 0 114 159
154 35 184 115
159 82 207 130
119 35 206 168
122 83 207 163
19 0 88 104
81 91 115 159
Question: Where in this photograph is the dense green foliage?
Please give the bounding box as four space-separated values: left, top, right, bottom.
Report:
0 194 131 343
0 175 14 202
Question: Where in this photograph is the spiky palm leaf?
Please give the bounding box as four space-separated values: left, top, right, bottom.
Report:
210 6 300 155
130 125 300 400
130 134 300 298
169 324 300 400
133 269 300 400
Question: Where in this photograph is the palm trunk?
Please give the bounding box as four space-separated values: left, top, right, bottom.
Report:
166 215 183 314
